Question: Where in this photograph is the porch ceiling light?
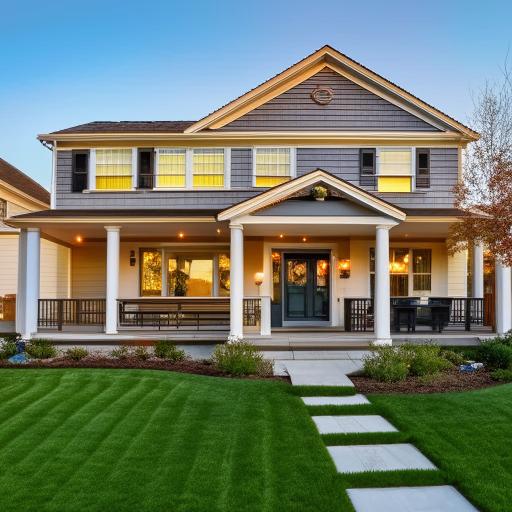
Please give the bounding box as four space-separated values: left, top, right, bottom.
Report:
254 272 264 286
75 235 83 243
338 259 350 279
178 232 185 239
302 237 307 242
279 234 284 239
216 228 221 234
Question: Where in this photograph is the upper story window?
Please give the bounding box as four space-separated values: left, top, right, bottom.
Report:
95 149 133 190
0 199 7 219
72 150 89 192
416 149 430 189
192 149 225 188
138 149 154 189
156 149 186 188
377 148 413 193
359 148 376 186
254 148 292 187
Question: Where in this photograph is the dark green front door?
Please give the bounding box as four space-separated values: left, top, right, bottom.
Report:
284 254 330 322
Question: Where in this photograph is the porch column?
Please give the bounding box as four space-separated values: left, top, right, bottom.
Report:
374 225 392 345
495 260 512 335
472 242 484 299
230 223 244 338
105 226 121 335
16 228 40 338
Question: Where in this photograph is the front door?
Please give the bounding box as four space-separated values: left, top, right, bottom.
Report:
284 254 330 322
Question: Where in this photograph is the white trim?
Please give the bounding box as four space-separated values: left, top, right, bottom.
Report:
50 141 57 209
224 148 231 189
88 149 96 190
131 148 138 189
153 147 187 190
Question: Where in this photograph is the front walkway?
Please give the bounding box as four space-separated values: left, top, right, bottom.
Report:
281 360 479 511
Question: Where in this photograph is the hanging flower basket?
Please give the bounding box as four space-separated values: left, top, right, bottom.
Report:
311 185 328 201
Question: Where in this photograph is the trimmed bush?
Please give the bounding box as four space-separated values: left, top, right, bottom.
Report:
110 346 130 359
441 349 466 366
154 341 186 362
65 347 89 361
212 341 271 376
490 369 512 382
25 339 57 359
0 339 17 359
478 341 512 369
363 346 409 383
404 344 452 377
133 346 150 361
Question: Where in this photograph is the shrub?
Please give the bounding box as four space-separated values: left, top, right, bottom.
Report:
490 369 512 382
133 345 150 360
153 341 186 362
441 349 466 366
363 346 409 383
25 339 57 359
65 346 89 361
404 344 452 377
212 341 271 376
478 341 512 369
110 346 130 359
0 333 21 344
0 339 17 359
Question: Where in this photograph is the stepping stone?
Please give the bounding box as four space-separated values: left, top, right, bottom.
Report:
327 444 436 473
347 486 478 512
302 395 370 406
282 361 356 386
312 415 397 434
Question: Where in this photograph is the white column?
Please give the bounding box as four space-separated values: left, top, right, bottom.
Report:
21 228 41 338
105 226 121 334
374 225 392 345
16 229 28 335
495 260 512 335
472 243 484 298
230 223 244 338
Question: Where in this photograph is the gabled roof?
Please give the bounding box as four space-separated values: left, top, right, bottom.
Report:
50 121 195 135
186 45 478 139
218 169 406 222
0 158 50 206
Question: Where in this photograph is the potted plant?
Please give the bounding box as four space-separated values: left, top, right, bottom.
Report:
170 268 189 296
311 185 328 201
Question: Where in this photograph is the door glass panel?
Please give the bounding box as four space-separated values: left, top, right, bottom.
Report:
140 249 162 296
314 259 329 318
272 252 281 304
286 259 307 318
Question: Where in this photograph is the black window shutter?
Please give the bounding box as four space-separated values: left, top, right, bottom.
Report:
138 149 154 189
359 148 376 187
71 150 89 192
416 149 430 188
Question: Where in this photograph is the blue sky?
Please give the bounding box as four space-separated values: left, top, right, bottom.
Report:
1 0 510 189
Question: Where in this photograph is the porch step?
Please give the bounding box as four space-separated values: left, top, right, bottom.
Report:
312 415 397 434
281 360 358 386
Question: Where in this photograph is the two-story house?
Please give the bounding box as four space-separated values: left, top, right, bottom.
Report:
9 46 504 343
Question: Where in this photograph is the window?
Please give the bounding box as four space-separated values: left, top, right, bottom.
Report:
370 247 409 297
218 253 230 296
192 149 224 188
168 256 213 296
72 150 89 192
96 149 133 190
140 249 162 296
0 199 6 219
359 148 376 186
156 149 186 188
138 149 154 189
413 249 432 291
416 149 430 188
255 148 291 187
377 149 412 192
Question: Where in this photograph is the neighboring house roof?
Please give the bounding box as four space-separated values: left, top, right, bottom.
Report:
38 45 478 142
0 158 50 206
51 121 196 134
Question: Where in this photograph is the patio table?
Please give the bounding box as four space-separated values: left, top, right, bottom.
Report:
391 303 450 333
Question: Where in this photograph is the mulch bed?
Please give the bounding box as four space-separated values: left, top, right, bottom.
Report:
0 357 289 382
351 368 497 394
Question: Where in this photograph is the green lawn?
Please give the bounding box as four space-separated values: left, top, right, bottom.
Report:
0 369 350 512
370 384 512 512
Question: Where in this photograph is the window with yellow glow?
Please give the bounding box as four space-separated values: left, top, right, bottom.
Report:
192 149 224 188
377 149 412 192
218 253 230 296
255 148 291 187
168 257 213 296
157 149 186 187
140 249 162 296
95 149 133 190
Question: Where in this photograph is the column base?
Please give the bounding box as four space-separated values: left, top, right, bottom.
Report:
105 329 118 335
373 337 392 346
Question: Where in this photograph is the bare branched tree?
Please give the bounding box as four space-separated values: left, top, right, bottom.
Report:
448 59 512 265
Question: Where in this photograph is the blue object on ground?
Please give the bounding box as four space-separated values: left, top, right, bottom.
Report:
8 352 28 364
459 362 484 373
15 340 26 354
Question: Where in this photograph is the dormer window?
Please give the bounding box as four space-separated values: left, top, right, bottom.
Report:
95 149 133 190
254 148 293 187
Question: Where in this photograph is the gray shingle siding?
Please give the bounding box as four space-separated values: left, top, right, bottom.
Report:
219 69 441 132
55 147 458 210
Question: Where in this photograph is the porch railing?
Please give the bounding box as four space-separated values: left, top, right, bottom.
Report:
344 297 489 333
38 299 106 331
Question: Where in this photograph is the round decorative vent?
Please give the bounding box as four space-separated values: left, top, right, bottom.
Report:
310 87 334 105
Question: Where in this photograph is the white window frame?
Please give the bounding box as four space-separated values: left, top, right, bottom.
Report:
153 148 187 190
376 147 415 192
90 147 135 192
252 147 296 188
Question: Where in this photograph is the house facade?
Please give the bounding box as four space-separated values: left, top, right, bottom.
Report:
0 158 70 326
8 46 507 343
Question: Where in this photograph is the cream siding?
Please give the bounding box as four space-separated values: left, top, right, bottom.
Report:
71 244 106 298
447 249 468 297
0 235 19 295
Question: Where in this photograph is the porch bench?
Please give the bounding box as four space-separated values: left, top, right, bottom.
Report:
118 299 230 330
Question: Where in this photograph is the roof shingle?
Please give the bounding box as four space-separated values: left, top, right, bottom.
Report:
0 158 50 205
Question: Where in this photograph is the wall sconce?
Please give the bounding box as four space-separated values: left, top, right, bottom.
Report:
129 250 136 267
254 272 264 287
338 259 350 279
